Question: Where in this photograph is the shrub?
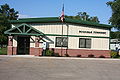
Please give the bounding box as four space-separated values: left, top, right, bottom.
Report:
45 49 53 56
64 53 70 57
99 55 105 58
88 54 94 58
0 47 7 55
77 55 81 57
110 51 119 58
54 53 60 57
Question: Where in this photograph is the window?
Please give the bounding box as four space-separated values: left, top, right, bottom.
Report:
55 37 68 47
79 38 91 48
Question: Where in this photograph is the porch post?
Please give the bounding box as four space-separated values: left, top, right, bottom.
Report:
35 37 39 47
34 36 42 56
7 36 13 55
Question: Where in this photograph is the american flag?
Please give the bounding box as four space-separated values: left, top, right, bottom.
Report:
60 4 64 22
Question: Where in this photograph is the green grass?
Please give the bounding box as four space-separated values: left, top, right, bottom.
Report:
0 47 7 55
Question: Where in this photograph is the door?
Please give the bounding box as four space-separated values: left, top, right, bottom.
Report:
17 36 30 55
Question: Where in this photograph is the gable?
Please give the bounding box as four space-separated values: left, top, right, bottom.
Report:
4 23 45 36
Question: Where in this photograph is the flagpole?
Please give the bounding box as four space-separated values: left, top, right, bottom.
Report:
66 23 69 55
61 22 63 56
60 4 64 57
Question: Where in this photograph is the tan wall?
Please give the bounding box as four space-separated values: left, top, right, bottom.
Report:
31 23 67 35
12 23 110 50
68 24 109 37
92 38 109 50
30 23 109 37
30 36 35 47
13 36 17 47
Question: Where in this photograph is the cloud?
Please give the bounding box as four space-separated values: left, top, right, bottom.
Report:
18 14 37 18
18 14 30 18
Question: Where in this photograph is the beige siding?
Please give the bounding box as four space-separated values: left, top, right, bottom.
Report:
13 36 17 47
68 37 79 49
12 23 110 50
92 38 109 50
31 23 68 35
68 24 109 37
30 23 109 37
30 36 35 47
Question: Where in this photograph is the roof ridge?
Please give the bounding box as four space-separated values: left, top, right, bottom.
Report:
19 17 59 20
10 17 112 29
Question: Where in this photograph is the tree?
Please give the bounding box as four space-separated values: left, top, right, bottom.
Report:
107 0 120 30
0 4 18 20
65 12 100 23
0 13 9 45
0 4 19 46
110 31 120 39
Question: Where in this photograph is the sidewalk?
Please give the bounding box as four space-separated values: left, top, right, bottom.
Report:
0 55 120 60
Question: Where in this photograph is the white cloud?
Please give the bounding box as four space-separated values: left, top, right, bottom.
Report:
18 14 29 18
18 14 37 18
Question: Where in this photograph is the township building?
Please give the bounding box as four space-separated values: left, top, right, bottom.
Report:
4 17 112 57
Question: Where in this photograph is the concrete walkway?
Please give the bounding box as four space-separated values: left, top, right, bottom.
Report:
0 55 120 60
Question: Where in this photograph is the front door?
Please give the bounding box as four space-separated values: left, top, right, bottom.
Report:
17 36 30 55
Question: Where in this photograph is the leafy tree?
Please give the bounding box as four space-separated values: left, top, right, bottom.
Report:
110 31 120 39
0 4 18 20
107 0 120 30
0 13 9 45
0 4 19 46
65 12 100 23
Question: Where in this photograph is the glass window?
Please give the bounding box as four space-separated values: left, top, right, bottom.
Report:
55 37 68 47
79 38 91 48
79 38 86 48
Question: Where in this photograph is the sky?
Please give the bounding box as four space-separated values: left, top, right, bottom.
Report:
0 0 113 24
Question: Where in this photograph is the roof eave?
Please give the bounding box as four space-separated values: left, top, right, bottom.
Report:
9 17 112 29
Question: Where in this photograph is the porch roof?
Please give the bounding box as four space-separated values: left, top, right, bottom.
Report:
4 23 45 36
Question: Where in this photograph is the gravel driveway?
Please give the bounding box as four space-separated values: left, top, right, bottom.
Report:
0 56 120 80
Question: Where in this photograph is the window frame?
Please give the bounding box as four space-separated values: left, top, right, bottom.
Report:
79 38 91 48
55 37 68 47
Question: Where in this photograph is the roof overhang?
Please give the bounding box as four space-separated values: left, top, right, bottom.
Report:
4 23 45 36
9 17 112 29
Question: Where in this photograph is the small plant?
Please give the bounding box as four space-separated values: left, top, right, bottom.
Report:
45 49 53 56
110 51 119 58
0 47 7 55
88 54 94 58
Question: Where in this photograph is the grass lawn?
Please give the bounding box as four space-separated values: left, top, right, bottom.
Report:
0 47 7 55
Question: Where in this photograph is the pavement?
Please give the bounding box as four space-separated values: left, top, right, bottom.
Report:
0 55 120 80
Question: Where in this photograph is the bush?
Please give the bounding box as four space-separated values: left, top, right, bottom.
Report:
45 49 54 56
99 55 105 58
110 51 119 58
64 53 70 57
77 55 81 57
88 54 94 58
0 47 7 55
54 53 60 57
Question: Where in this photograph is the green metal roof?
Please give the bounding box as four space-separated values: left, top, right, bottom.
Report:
10 17 112 29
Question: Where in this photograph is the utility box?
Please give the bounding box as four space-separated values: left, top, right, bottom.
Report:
42 42 49 50
42 42 49 56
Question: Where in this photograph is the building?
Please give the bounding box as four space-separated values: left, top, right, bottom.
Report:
110 39 120 51
4 17 112 57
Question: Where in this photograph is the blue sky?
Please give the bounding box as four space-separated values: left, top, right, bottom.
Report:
0 0 113 24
